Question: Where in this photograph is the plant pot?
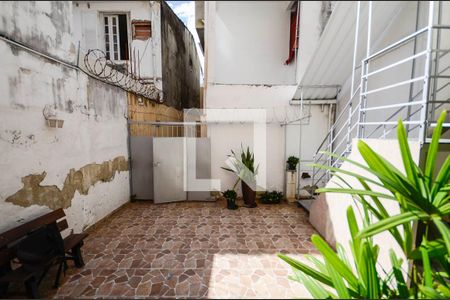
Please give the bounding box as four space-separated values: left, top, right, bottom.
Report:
226 198 238 210
288 165 297 171
242 181 257 208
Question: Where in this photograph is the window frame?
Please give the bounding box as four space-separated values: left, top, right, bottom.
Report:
99 12 131 62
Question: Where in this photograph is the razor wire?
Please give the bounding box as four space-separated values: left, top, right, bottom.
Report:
83 49 163 102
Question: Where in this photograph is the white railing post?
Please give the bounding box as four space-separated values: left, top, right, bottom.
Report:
358 1 372 139
349 1 361 152
419 1 435 144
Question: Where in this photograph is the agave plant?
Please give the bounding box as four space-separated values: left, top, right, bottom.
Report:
222 145 259 186
279 110 449 298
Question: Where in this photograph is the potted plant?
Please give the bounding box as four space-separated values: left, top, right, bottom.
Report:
260 191 283 204
286 156 299 203
286 156 299 171
222 189 238 210
222 146 259 208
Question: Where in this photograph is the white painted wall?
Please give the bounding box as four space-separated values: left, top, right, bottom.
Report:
72 1 163 87
0 1 129 233
206 85 297 193
208 1 296 85
295 1 324 83
204 1 332 193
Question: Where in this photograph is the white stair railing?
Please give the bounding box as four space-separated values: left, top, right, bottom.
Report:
311 1 450 189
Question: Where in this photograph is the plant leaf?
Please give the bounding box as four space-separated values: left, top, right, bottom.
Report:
433 218 450 256
316 188 397 200
425 110 447 187
311 235 360 290
389 249 409 298
357 211 428 239
278 253 333 287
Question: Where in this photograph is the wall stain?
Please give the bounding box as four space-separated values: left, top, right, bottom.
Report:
6 156 128 210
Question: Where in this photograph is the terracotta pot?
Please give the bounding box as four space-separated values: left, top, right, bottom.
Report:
241 181 257 208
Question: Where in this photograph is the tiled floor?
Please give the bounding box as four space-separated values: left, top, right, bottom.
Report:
9 199 318 299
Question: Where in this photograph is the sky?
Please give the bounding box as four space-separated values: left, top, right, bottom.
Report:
167 1 204 76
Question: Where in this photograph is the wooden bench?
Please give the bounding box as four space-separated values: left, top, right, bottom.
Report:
0 209 88 298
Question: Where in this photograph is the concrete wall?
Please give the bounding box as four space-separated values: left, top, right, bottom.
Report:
204 1 332 193
0 1 129 234
161 1 201 110
209 1 296 85
72 1 163 87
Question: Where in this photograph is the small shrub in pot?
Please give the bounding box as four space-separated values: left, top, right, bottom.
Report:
287 156 299 171
260 191 284 204
223 189 238 210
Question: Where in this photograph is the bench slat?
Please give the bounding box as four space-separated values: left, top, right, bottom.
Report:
57 219 69 232
0 209 66 248
64 233 88 251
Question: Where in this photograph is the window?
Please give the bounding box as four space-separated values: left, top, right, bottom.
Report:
103 14 129 61
132 20 151 40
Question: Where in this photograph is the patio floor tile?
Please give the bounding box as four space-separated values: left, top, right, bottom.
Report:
6 199 318 299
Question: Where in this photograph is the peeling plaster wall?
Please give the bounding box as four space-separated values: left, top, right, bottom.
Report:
0 1 76 63
0 2 130 233
72 1 163 87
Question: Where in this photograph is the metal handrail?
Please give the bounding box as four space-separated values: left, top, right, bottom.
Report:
311 2 449 189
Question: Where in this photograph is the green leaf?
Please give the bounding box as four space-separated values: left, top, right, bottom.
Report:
311 235 360 290
425 110 447 187
432 155 450 202
433 218 450 256
408 239 447 260
357 140 417 198
389 249 409 298
397 117 420 188
325 259 351 298
311 163 387 189
278 253 333 287
357 211 428 239
419 285 446 299
358 179 409 253
437 284 450 298
347 206 361 255
316 188 397 200
361 242 381 299
420 239 433 287
294 269 334 299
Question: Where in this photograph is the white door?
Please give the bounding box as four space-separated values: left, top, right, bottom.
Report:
153 138 186 203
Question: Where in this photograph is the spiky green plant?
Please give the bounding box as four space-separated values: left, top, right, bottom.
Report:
279 110 449 298
222 145 259 188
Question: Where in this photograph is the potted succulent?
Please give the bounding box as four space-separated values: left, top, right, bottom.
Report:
260 191 284 204
223 189 238 210
286 156 299 203
222 145 259 208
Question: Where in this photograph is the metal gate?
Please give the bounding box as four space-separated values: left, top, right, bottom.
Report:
129 121 212 203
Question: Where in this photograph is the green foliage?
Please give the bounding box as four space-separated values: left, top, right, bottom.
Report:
287 156 300 170
221 145 259 187
223 189 238 210
260 191 284 204
279 110 450 298
222 189 237 200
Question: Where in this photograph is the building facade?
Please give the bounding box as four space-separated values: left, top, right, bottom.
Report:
0 1 201 232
